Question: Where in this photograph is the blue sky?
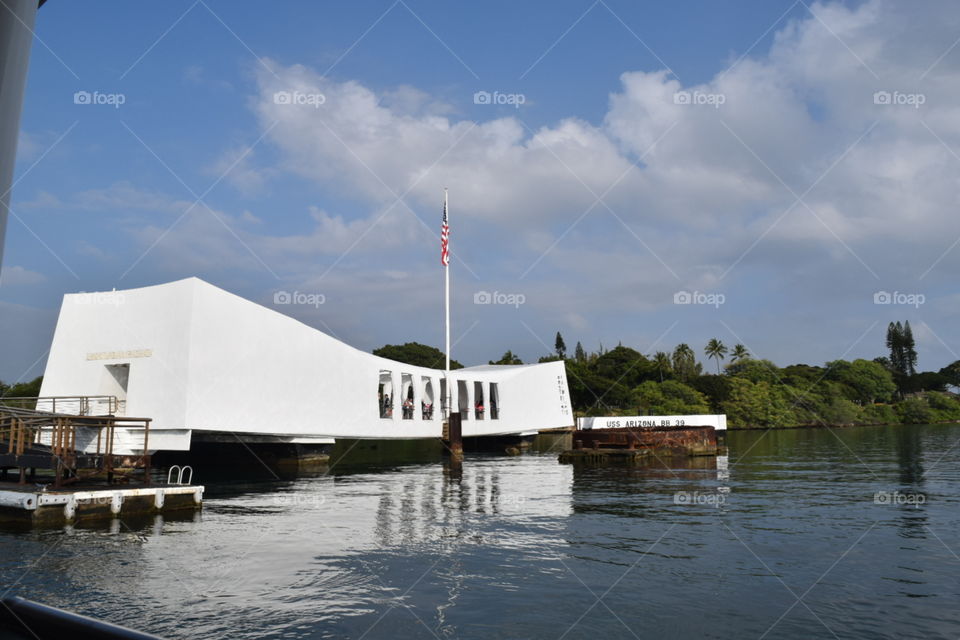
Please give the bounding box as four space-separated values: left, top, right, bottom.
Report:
4 0 960 382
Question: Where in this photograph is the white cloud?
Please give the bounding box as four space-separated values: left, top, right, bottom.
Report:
73 182 189 215
16 190 63 210
243 0 960 295
0 266 46 287
254 62 632 229
206 146 271 196
16 131 44 164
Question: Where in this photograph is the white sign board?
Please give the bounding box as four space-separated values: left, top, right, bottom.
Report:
577 414 727 431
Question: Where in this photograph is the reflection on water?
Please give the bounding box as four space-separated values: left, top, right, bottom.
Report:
2 425 960 638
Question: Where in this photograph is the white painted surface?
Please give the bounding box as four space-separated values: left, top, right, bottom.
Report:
577 414 727 431
0 485 204 513
40 279 574 447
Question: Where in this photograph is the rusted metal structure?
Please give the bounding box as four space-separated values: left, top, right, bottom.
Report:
441 412 464 479
0 397 152 488
441 412 464 457
559 425 721 464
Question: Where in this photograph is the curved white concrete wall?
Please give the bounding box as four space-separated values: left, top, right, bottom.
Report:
39 279 574 441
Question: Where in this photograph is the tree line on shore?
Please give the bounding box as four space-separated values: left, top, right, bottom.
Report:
0 377 42 399
548 322 960 428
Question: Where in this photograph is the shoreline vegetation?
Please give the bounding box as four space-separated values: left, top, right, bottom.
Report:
556 321 960 430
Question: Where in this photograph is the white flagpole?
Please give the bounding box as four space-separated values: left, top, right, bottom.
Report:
444 187 451 375
443 189 452 417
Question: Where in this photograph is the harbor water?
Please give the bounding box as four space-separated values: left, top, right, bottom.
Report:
1 424 959 639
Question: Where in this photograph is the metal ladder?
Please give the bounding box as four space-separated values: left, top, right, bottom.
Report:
166 465 193 485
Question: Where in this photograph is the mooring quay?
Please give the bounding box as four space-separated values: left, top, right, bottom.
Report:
0 482 203 525
0 398 203 525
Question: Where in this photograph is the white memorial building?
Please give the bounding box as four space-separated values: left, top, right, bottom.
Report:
38 278 573 453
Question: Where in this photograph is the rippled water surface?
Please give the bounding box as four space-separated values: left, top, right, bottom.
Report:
3 424 960 639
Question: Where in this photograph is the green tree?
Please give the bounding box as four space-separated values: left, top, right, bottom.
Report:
489 350 523 365
689 375 732 412
632 380 711 415
824 359 896 404
939 360 960 392
887 321 905 374
593 346 655 388
671 344 700 382
781 363 825 389
901 371 948 394
886 321 918 377
555 332 567 359
781 383 825 425
730 344 750 362
814 381 864 425
862 403 900 425
0 376 43 400
925 392 960 421
722 378 795 428
897 396 934 424
574 341 587 364
373 343 463 369
903 321 918 375
704 339 728 374
725 358 780 384
652 351 672 382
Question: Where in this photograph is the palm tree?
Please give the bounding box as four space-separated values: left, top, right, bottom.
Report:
730 344 750 362
704 339 728 374
652 351 671 382
672 343 696 381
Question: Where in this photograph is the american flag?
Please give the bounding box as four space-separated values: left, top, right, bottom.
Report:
440 196 449 266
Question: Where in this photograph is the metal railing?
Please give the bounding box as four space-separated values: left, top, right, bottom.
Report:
0 395 123 416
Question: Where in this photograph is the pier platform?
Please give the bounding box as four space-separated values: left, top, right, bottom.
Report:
0 482 203 526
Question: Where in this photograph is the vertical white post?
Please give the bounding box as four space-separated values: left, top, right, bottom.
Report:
444 188 451 417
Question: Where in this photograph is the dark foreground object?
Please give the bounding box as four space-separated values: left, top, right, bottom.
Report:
559 425 721 464
0 596 165 639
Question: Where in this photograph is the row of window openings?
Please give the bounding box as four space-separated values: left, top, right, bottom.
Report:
378 372 500 421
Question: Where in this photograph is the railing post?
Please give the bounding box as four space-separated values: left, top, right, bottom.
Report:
143 419 151 485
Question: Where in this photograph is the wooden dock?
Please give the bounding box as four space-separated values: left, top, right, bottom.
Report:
0 482 203 525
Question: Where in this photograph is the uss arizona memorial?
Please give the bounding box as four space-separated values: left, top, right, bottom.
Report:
37 278 574 453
